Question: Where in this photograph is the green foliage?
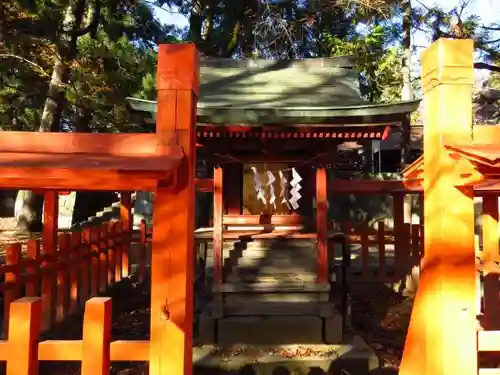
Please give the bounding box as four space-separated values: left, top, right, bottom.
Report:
324 23 404 102
2 0 500 133
0 0 180 132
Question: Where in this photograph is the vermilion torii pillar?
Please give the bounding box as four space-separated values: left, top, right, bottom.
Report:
400 39 477 375
150 44 198 375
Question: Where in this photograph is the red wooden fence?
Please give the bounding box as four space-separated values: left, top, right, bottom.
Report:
140 218 423 284
0 297 149 375
0 220 142 337
339 221 423 283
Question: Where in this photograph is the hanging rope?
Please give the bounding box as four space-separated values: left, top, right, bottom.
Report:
212 152 329 173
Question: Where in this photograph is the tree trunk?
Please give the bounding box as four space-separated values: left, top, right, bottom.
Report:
16 0 98 234
189 0 203 43
0 190 17 217
400 0 413 224
15 191 44 233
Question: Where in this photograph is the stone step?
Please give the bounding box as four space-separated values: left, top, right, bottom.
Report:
226 269 317 282
204 240 316 249
220 301 336 317
224 292 326 304
206 256 316 268
213 315 334 345
206 247 317 259
212 282 329 293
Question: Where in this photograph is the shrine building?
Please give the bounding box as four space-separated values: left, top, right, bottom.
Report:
127 55 420 223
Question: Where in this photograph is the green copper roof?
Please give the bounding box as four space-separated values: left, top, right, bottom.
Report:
127 56 420 125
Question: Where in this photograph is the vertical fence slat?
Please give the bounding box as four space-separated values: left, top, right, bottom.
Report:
343 222 352 282
411 224 420 265
3 243 21 337
99 224 108 293
41 248 55 332
81 297 112 375
393 192 405 276
316 167 328 284
56 234 70 323
69 232 81 315
418 193 424 257
213 166 223 285
120 192 132 279
5 298 41 375
81 228 91 305
139 224 148 283
360 222 370 279
482 194 500 329
113 221 122 283
106 223 115 287
402 223 412 271
90 227 100 297
138 220 147 283
25 240 40 298
377 222 386 280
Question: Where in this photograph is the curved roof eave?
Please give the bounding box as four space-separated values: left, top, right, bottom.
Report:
126 97 421 125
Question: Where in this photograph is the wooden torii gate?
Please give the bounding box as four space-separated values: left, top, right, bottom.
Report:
0 44 198 375
400 38 500 375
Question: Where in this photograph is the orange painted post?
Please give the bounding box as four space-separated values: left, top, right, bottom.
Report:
482 195 500 329
137 221 147 283
213 166 223 285
360 222 369 279
3 243 21 337
113 221 122 283
90 227 100 297
377 222 386 279
81 228 91 304
393 192 406 274
40 253 55 333
69 231 81 314
139 219 147 278
56 233 70 323
5 298 41 375
410 224 420 266
399 39 477 375
81 298 112 375
41 190 58 330
418 193 424 257
149 43 198 375
120 192 132 279
43 191 58 258
103 223 115 287
316 167 328 284
99 224 108 292
25 240 40 297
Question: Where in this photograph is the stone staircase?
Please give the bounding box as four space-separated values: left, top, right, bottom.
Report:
200 238 343 345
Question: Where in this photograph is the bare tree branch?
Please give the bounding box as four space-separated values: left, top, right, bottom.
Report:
475 62 500 72
0 54 49 76
75 0 102 37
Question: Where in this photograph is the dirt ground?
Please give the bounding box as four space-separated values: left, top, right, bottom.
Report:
0 278 413 375
348 285 412 370
0 223 414 375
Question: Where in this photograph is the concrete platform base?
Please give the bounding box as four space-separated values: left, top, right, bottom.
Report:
193 335 379 375
199 313 344 346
